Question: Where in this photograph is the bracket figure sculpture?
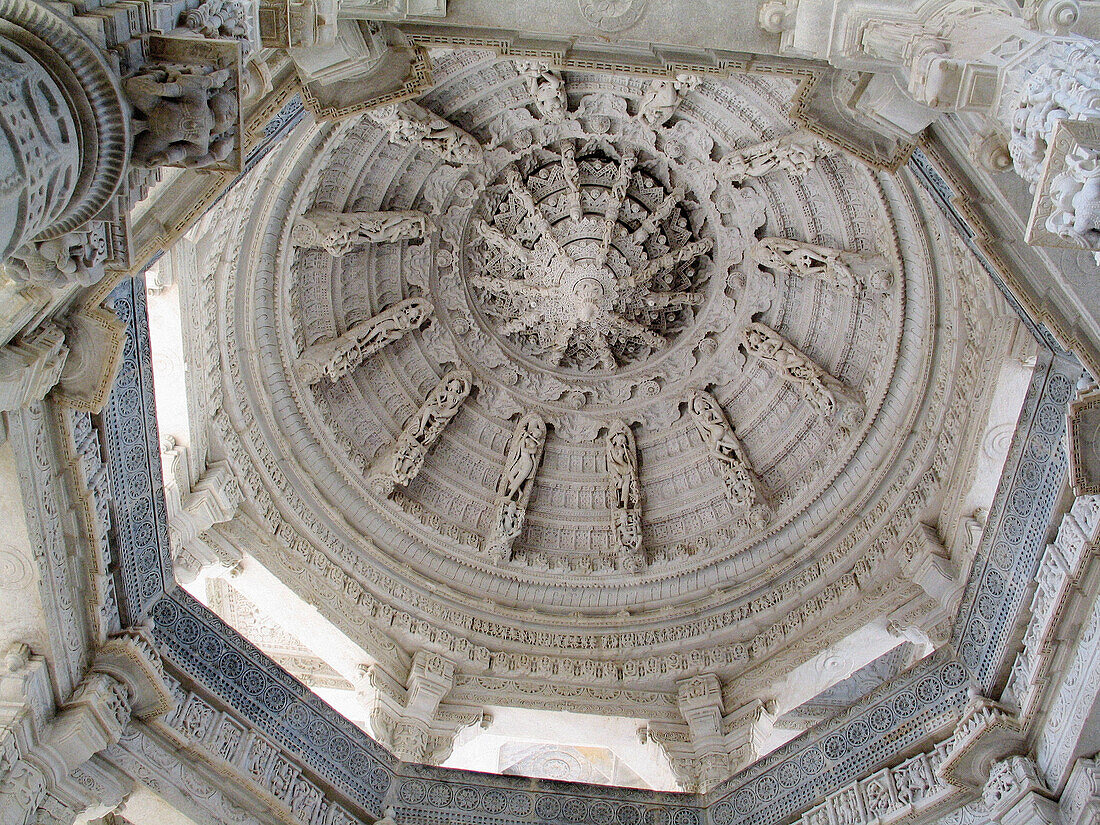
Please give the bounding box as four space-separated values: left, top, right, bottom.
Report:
125 59 238 169
636 75 698 128
297 297 433 384
688 389 768 514
606 419 646 573
518 61 568 123
291 209 430 257
718 133 828 184
486 413 547 562
7 228 107 287
742 322 857 419
369 100 483 167
1046 143 1100 249
749 237 893 294
369 370 473 495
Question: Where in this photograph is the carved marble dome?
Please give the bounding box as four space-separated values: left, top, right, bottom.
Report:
205 49 1014 753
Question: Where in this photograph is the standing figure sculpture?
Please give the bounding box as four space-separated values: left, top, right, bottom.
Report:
605 420 646 572
369 371 473 495
718 133 826 185
487 414 548 562
519 62 568 123
688 390 768 511
297 298 433 384
291 209 430 257
637 76 697 129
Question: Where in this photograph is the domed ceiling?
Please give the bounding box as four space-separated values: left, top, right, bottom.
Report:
205 48 1016 771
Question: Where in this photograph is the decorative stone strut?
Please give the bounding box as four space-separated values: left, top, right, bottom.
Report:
297 298 433 384
369 99 482 166
291 209 429 256
606 419 645 572
486 413 547 562
688 389 768 512
369 369 472 495
742 322 857 418
718 133 828 184
750 237 893 295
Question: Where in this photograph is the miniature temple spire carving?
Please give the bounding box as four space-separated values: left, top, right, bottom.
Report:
369 370 473 496
297 298 433 385
486 413 547 562
606 419 646 572
688 389 768 512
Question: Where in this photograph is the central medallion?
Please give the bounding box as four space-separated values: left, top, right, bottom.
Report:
466 145 712 373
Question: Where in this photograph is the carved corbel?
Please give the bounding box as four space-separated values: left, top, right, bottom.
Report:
676 674 729 792
687 389 768 514
368 100 483 166
982 756 1058 825
91 628 175 721
718 133 828 184
297 298 433 384
900 523 962 628
750 237 893 295
605 420 646 573
741 322 860 419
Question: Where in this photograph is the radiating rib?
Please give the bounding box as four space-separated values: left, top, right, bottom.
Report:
630 238 713 286
642 290 705 309
506 168 574 267
607 314 667 349
470 274 550 299
499 306 549 336
549 318 581 364
475 219 533 264
632 185 686 243
596 151 637 268
590 329 618 369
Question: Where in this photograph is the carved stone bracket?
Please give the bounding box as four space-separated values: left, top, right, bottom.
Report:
605 419 645 572
0 325 66 412
291 209 429 256
297 297 433 384
718 133 828 184
486 413 546 562
368 369 472 495
750 237 894 295
368 99 482 166
1026 118 1100 253
937 695 1026 791
1068 388 1100 495
687 388 768 514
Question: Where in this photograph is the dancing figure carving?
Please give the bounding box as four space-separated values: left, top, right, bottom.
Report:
718 133 826 184
369 370 473 495
370 100 483 166
742 322 856 419
298 298 433 384
487 414 547 562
